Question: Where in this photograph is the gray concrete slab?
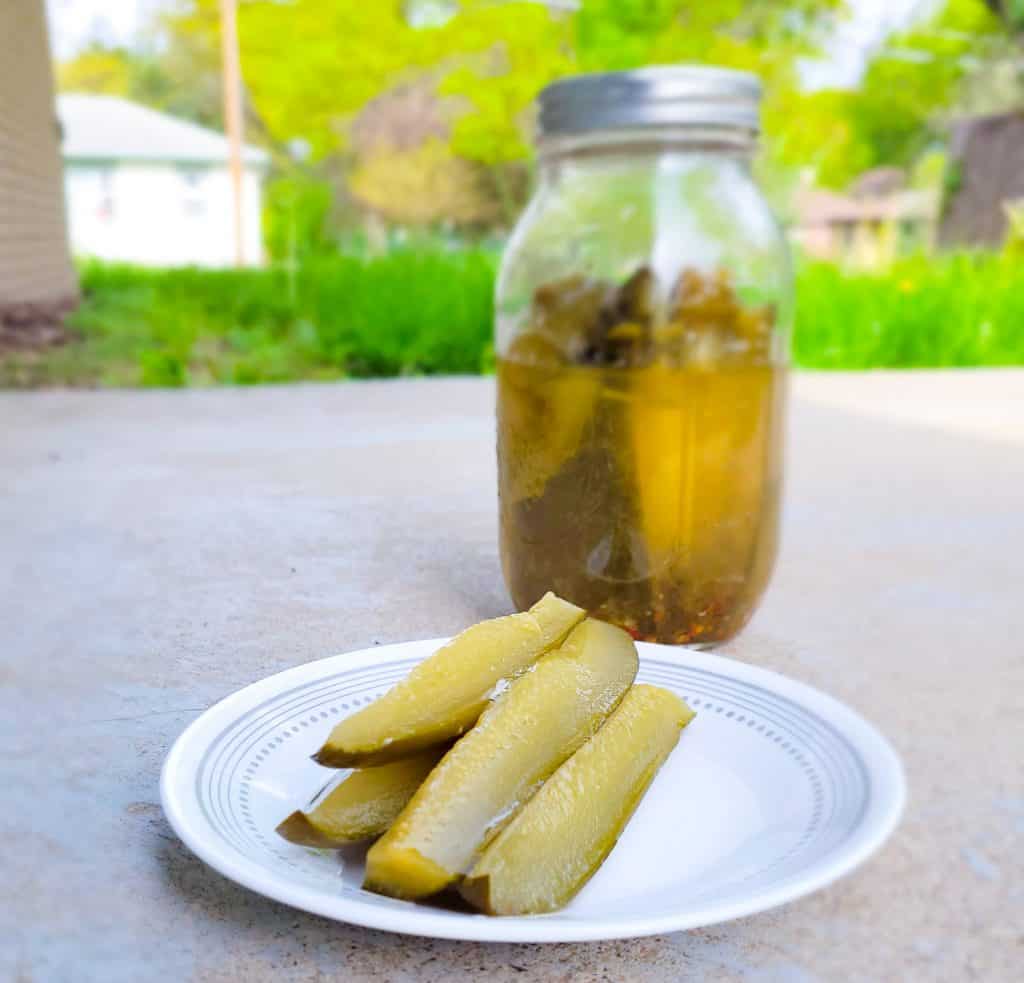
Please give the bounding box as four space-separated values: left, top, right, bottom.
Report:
2 371 1021 982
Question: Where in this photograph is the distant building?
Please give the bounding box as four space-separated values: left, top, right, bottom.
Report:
57 94 269 267
0 1 77 342
792 168 939 268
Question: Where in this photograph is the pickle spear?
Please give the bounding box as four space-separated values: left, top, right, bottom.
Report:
627 361 693 560
314 592 585 768
276 747 446 847
461 684 693 915
499 337 601 502
363 618 639 900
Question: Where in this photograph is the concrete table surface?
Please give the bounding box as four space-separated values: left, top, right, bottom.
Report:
2 371 1022 983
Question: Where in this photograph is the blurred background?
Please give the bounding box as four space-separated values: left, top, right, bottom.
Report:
3 0 1022 387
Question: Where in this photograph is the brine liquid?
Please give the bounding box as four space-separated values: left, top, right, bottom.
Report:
497 357 785 645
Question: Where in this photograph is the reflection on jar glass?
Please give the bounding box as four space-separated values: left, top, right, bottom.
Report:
496 68 791 646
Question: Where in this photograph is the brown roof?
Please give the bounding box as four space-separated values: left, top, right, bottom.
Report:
850 167 906 197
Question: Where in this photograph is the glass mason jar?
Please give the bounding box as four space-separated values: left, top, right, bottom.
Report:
496 67 791 646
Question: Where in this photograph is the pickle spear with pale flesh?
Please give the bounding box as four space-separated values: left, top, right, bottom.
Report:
363 618 639 900
461 684 694 915
314 592 585 768
276 747 446 847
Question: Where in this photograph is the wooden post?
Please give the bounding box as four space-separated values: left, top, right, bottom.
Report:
220 0 245 266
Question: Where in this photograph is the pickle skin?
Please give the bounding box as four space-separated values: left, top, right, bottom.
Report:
275 748 447 848
363 618 639 900
313 592 585 768
461 684 694 916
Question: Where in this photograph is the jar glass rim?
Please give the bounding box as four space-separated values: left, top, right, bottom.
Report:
537 126 758 162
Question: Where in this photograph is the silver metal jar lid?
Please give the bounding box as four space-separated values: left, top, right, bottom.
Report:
537 66 762 139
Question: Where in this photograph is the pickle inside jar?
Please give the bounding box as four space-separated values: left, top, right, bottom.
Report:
498 265 782 644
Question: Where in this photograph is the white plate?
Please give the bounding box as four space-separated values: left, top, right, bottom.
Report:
161 640 905 943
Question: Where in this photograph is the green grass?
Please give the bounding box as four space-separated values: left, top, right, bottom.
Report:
1 248 496 387
2 249 1022 387
794 253 1024 369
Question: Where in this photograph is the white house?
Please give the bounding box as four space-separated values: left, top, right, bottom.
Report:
57 94 269 267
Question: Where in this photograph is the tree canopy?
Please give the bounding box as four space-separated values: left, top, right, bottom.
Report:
813 0 1023 186
57 0 1023 224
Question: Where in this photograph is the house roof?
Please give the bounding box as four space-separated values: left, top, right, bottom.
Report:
57 94 269 167
796 187 938 226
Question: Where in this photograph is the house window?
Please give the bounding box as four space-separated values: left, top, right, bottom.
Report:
81 166 116 221
178 167 208 217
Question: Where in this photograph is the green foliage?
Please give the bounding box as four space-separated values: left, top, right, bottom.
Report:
910 150 948 191
61 0 862 232
438 4 574 169
263 175 336 263
4 250 1023 388
941 156 964 220
226 0 417 158
812 0 1015 186
770 88 874 189
1003 200 1024 254
58 44 137 95
305 249 495 375
574 0 682 70
30 250 495 387
139 350 188 387
57 35 223 130
349 139 503 226
60 0 1022 225
793 252 1024 368
575 0 839 71
982 0 1024 31
570 1 846 196
162 2 844 204
176 0 570 161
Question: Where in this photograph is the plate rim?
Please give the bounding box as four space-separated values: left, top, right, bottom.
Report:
160 639 906 943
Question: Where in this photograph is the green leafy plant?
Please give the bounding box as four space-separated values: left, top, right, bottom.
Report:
3 248 1018 389
139 349 188 387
